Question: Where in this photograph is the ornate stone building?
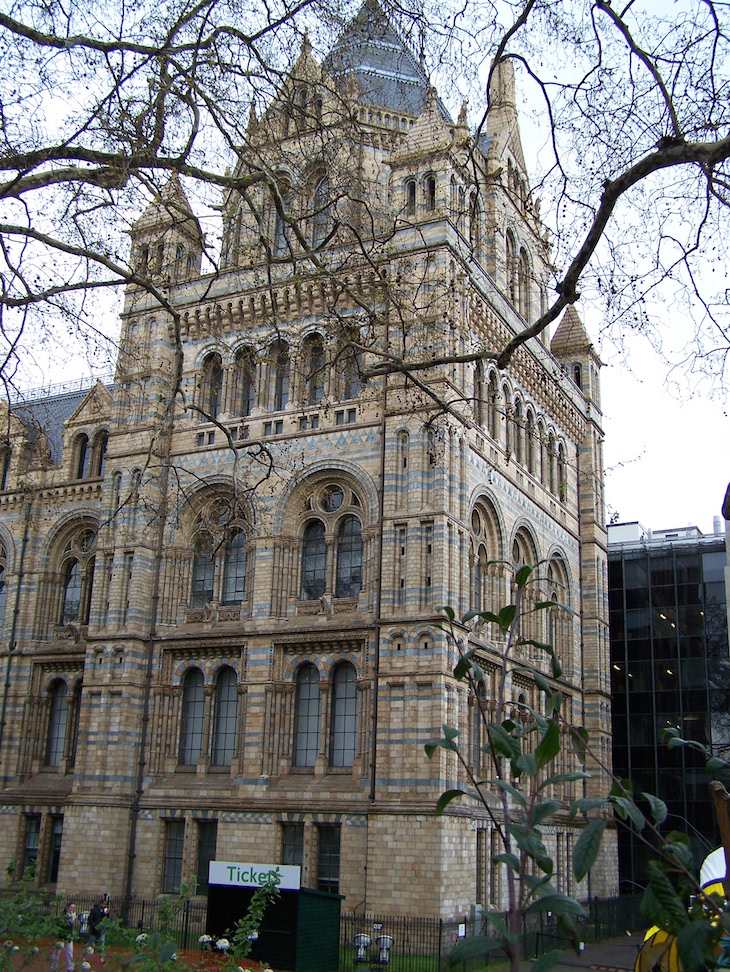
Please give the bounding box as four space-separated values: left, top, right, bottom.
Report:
0 1 614 917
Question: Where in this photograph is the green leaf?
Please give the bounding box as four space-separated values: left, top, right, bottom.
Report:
514 752 538 778
443 724 459 742
642 862 690 933
526 894 587 917
489 723 521 758
481 911 512 939
437 606 456 621
533 671 552 695
706 756 728 772
530 951 562 972
551 655 563 678
159 944 177 964
532 801 561 827
666 736 686 750
435 789 466 814
508 827 552 874
447 937 505 967
493 778 527 807
572 819 606 882
535 721 560 769
493 853 520 873
641 792 668 825
497 605 517 630
515 564 533 587
522 640 555 654
676 921 717 972
568 796 606 816
569 726 589 761
548 691 562 714
610 796 645 830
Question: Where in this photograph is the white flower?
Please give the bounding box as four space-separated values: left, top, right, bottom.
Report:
215 938 230 952
135 933 148 945
198 935 212 945
3 941 13 950
171 954 177 962
31 946 39 955
10 946 19 954
86 946 95 954
81 962 91 970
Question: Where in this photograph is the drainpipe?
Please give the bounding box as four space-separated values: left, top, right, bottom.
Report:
0 489 32 781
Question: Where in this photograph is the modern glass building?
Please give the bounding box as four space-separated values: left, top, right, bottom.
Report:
608 521 730 891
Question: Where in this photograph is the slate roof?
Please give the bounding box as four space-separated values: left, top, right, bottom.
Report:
13 389 91 464
324 0 453 122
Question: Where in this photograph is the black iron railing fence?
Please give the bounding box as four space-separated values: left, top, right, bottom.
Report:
0 890 645 968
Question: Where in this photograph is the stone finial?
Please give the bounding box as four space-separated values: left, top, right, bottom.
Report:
247 102 257 133
302 28 312 57
458 100 468 127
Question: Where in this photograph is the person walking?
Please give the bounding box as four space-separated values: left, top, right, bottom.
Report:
87 896 109 964
50 902 76 972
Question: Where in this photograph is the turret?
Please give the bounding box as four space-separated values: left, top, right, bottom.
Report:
128 174 204 286
551 304 602 408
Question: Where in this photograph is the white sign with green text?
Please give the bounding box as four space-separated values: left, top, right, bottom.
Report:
208 861 301 891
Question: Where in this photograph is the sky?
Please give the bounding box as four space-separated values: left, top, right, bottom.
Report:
600 350 728 536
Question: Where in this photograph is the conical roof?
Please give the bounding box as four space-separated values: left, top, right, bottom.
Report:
551 304 593 355
133 173 202 241
323 0 452 121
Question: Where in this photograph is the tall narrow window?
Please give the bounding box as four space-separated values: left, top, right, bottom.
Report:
68 685 81 768
176 243 186 280
330 663 357 767
272 341 290 411
211 666 238 767
506 230 517 303
274 186 291 257
312 177 331 247
48 816 63 883
301 520 326 600
282 823 304 866
518 248 530 319
203 354 223 420
93 432 108 478
179 668 205 766
76 435 91 480
62 560 82 623
406 179 416 216
163 819 185 894
22 815 41 876
470 194 482 253
0 559 7 628
191 542 215 607
0 449 11 490
46 680 68 767
335 516 362 598
235 348 256 417
317 825 340 894
304 335 325 404
222 531 247 605
341 340 362 400
426 175 436 211
474 361 485 426
294 664 320 768
196 821 217 895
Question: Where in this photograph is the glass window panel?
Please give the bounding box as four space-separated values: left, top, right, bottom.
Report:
703 552 726 584
624 559 649 589
222 532 247 605
23 815 40 876
163 820 185 894
46 681 68 766
196 821 217 894
335 516 362 598
317 825 340 894
48 817 63 883
300 521 326 600
649 555 674 587
282 824 304 866
294 665 320 768
62 560 82 623
675 555 701 586
179 669 205 766
625 587 649 609
330 663 357 767
211 667 238 766
191 547 215 607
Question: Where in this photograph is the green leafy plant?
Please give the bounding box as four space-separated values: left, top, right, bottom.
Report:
427 564 730 972
226 878 280 963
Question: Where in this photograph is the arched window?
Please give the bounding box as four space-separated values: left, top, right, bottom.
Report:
547 432 556 494
76 434 91 480
93 432 108 478
112 471 122 513
487 373 500 441
557 443 567 501
138 244 149 274
450 177 457 221
426 175 436 212
62 560 82 623
176 243 185 280
187 251 197 277
340 331 362 400
191 540 215 607
234 347 256 417
335 515 362 598
222 531 247 605
573 363 582 390
458 187 466 235
312 177 331 247
330 662 357 767
526 410 536 476
211 666 238 767
474 361 485 426
274 185 291 258
272 341 290 411
518 248 530 319
506 230 517 303
45 681 68 767
406 179 416 216
202 354 223 420
472 542 483 611
301 520 326 600
470 193 481 252
514 400 524 465
179 668 205 766
294 664 320 767
304 334 325 405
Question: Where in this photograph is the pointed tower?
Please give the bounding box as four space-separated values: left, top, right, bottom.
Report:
128 174 204 285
